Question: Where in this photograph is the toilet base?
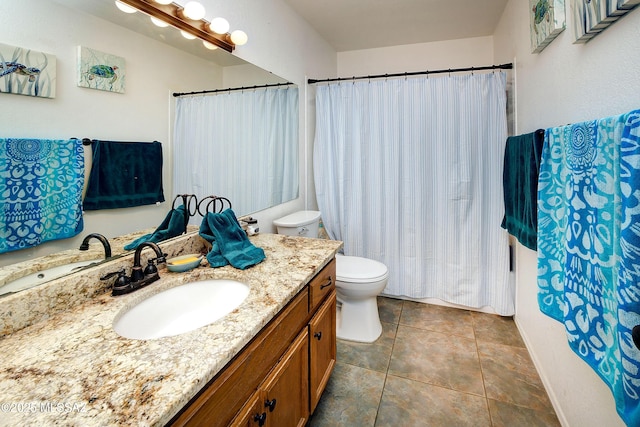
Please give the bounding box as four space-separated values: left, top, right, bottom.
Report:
336 297 382 343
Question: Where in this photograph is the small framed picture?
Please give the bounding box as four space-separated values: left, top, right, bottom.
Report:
530 0 566 53
0 42 56 98
77 46 125 94
572 0 640 44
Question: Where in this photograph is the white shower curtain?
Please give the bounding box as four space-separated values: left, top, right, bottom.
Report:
173 86 298 218
313 72 513 315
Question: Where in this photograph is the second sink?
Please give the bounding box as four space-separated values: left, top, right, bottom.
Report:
113 279 250 340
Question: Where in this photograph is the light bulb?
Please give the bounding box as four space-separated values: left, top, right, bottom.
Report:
180 30 197 40
154 0 173 4
230 30 248 46
150 16 169 27
183 1 206 20
203 41 218 50
115 0 137 13
209 17 230 34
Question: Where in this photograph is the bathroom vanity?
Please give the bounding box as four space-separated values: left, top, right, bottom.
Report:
0 232 342 426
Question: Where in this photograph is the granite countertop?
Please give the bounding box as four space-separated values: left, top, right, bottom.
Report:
0 233 342 426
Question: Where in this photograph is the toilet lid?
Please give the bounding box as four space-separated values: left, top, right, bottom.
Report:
336 255 388 283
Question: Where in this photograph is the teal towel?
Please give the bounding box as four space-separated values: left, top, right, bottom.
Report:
500 130 544 250
83 140 165 210
124 205 187 251
0 138 84 254
199 209 265 270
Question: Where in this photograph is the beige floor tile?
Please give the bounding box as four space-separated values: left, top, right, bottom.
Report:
337 321 397 373
488 399 561 427
378 296 403 324
376 375 491 427
471 311 525 348
311 297 559 427
478 341 555 412
400 300 475 339
309 361 385 427
389 325 485 396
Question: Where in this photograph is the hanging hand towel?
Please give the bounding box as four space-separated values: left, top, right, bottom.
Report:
0 138 84 254
199 208 265 269
501 129 545 250
123 205 187 251
537 110 640 426
83 140 164 210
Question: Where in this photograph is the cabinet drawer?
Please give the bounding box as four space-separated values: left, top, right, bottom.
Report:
309 258 336 312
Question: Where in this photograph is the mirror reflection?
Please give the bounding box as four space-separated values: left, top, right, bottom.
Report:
0 0 299 292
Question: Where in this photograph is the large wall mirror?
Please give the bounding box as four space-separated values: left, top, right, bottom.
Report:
0 0 299 291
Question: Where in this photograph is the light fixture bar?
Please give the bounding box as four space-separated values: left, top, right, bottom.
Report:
117 0 235 52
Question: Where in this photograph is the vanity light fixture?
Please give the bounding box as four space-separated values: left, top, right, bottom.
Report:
209 17 230 34
115 0 248 52
115 0 137 13
180 30 197 40
202 40 218 50
150 16 169 27
182 1 206 20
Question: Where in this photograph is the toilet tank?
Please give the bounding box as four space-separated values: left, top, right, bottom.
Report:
273 210 321 238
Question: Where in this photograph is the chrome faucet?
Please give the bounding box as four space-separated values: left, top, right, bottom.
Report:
79 233 112 259
100 242 166 296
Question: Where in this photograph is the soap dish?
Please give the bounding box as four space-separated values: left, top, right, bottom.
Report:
166 254 203 272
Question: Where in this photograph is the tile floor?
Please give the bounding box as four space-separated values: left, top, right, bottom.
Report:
308 297 561 426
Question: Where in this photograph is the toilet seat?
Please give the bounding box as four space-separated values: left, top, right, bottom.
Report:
336 254 388 283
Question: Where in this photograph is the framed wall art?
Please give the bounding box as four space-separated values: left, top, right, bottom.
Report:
530 0 566 53
572 0 640 43
77 46 125 94
0 42 56 98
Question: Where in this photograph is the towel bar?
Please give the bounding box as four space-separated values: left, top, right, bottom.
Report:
197 195 232 216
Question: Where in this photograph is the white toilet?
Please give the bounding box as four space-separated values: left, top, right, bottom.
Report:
273 211 389 343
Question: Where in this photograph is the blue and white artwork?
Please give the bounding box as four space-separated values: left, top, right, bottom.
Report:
77 46 125 94
530 0 566 53
572 0 640 43
0 42 56 98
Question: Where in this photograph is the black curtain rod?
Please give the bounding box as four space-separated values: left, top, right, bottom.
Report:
307 63 513 85
173 82 295 97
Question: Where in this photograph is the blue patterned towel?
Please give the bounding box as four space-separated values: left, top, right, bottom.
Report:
537 110 640 426
0 138 84 253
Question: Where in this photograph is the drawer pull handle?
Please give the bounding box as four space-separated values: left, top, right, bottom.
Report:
253 412 267 426
320 277 333 290
314 331 322 340
265 398 277 412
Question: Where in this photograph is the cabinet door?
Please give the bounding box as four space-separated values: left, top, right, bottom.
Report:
261 329 309 427
230 392 267 427
309 290 337 413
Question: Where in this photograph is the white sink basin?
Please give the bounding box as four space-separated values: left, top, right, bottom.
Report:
0 259 103 296
113 279 250 340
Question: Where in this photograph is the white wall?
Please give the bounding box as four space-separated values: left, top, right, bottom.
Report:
337 36 494 77
493 2 640 426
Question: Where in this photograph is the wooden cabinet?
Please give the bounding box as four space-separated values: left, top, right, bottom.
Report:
229 392 265 427
231 331 309 427
170 258 336 427
309 290 336 413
